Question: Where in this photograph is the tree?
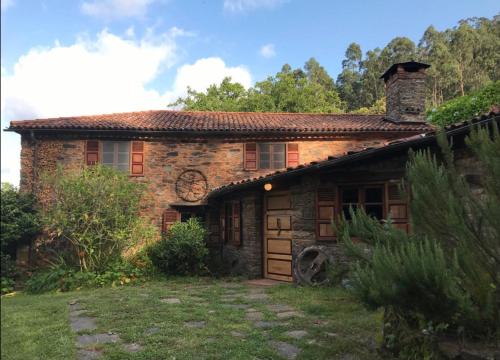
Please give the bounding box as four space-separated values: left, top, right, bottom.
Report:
170 77 250 111
339 123 500 356
336 43 363 110
173 60 344 113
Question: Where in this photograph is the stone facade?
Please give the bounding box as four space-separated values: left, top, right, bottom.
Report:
19 133 407 229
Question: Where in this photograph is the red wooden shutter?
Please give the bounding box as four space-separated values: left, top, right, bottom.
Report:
131 141 144 175
244 143 257 170
287 143 299 168
386 182 409 233
162 209 180 233
316 187 336 240
232 201 241 246
86 140 99 165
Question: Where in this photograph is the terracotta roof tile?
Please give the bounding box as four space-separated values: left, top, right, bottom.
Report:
7 110 432 133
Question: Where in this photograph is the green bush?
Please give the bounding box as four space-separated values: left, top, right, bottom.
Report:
42 165 156 272
340 123 500 355
1 183 40 255
25 260 148 294
426 81 500 126
148 218 208 275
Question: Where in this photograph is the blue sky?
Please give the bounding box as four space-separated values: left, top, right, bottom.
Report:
1 0 499 185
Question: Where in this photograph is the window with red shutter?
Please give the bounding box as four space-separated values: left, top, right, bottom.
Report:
86 140 99 165
286 143 299 168
244 143 257 170
131 141 144 176
162 209 180 233
316 187 336 240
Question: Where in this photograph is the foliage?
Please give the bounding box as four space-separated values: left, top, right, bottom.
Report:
337 15 500 110
1 254 18 294
42 164 156 272
339 123 500 355
426 81 500 126
0 183 40 255
148 218 208 276
171 58 344 113
350 97 386 115
25 260 148 294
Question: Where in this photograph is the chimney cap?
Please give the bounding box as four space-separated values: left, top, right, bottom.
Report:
380 61 430 81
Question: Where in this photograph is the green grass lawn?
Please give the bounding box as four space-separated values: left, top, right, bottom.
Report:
1 278 383 359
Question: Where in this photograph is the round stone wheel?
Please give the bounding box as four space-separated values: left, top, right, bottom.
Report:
294 246 334 286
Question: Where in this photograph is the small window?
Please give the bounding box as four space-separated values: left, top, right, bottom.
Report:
102 141 130 172
258 143 286 170
340 186 384 221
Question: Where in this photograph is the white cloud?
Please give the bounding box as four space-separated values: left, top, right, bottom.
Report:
1 0 15 12
1 31 252 186
223 0 286 13
81 0 156 20
169 57 252 96
259 43 276 58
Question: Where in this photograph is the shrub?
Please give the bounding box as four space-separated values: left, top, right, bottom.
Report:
426 81 500 126
25 260 148 294
1 183 40 256
340 123 500 355
42 165 156 272
148 218 208 275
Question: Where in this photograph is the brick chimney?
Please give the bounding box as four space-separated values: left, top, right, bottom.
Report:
381 61 430 123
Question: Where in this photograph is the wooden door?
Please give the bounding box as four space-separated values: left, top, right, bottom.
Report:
264 191 293 282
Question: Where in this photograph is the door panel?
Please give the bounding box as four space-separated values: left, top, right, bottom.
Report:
264 191 293 282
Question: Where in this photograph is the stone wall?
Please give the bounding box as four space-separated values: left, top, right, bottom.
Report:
20 133 405 228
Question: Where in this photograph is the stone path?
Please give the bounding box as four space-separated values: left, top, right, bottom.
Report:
68 300 142 359
68 283 309 359
218 285 307 359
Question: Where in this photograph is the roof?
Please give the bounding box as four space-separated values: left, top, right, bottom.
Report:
380 61 431 81
7 110 432 134
209 111 499 197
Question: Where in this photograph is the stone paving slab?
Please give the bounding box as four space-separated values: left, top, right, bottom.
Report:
231 331 246 338
269 340 302 360
123 343 142 353
276 311 303 319
71 316 97 332
246 293 269 301
285 330 308 339
184 321 206 329
245 311 263 321
77 349 103 360
254 321 278 329
160 297 181 304
221 304 250 310
266 304 295 313
76 334 120 348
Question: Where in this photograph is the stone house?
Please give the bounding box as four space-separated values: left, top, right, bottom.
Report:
10 61 488 281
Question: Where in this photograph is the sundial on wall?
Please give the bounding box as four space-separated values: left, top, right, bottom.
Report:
175 170 208 202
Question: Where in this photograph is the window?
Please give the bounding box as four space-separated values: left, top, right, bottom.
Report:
245 143 295 170
221 201 241 246
102 141 130 171
340 186 384 221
